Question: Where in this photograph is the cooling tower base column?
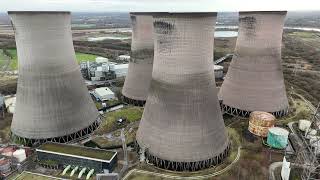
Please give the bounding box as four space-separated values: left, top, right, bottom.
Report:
145 144 231 171
11 117 101 146
222 104 288 118
122 96 146 107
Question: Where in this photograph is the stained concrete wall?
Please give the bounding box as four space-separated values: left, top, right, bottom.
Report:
219 11 289 115
137 13 229 164
9 12 99 140
122 13 154 103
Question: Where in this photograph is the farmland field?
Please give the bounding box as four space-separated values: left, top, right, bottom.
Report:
0 48 99 70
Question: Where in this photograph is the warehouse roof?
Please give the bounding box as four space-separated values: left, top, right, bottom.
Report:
37 143 116 162
95 87 114 97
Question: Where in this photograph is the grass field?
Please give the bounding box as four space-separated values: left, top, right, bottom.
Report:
1 48 98 70
95 106 143 134
14 171 59 180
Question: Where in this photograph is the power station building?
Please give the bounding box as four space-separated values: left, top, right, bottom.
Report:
122 13 154 106
219 11 289 118
9 11 100 145
137 12 230 171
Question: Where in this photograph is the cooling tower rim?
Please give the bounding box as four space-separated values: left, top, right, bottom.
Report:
151 12 217 17
8 11 70 15
130 12 153 15
239 11 287 15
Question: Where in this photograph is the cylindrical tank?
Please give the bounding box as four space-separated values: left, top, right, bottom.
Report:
137 12 230 171
13 149 26 162
219 11 289 118
298 119 311 132
0 158 11 174
248 111 276 137
122 13 154 106
267 127 289 149
9 11 100 145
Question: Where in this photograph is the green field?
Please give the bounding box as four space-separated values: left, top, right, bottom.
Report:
1 48 98 70
14 171 59 180
95 106 143 134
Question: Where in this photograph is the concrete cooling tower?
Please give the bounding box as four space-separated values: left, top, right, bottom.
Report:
122 13 154 106
9 11 100 145
219 11 289 118
137 13 230 171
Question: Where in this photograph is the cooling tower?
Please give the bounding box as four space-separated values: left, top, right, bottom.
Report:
9 11 100 145
137 13 230 171
219 11 289 118
122 13 154 106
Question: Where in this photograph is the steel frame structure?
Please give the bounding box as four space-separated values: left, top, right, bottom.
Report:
11 117 101 146
221 104 288 118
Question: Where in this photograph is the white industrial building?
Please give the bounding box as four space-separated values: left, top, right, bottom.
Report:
93 87 115 101
213 65 224 79
118 55 130 61
95 57 109 64
109 63 128 78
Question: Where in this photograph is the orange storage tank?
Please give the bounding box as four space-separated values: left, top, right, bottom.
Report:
248 111 276 137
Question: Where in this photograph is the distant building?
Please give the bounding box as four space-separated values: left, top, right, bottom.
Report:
213 65 224 79
4 95 16 114
95 57 109 64
111 64 128 78
118 55 130 61
94 87 115 101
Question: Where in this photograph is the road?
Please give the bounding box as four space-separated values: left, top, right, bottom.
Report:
123 146 242 180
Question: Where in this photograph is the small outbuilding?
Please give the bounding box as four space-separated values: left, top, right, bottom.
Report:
94 87 115 101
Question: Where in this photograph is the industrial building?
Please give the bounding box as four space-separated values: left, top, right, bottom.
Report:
137 12 230 171
122 13 154 106
219 11 289 117
9 11 100 145
80 58 128 81
36 143 117 174
93 87 115 101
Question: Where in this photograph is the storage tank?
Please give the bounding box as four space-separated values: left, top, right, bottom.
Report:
0 157 11 174
298 119 311 132
137 12 230 171
122 13 154 106
13 149 26 162
248 111 276 137
267 127 289 149
219 11 289 117
9 11 100 145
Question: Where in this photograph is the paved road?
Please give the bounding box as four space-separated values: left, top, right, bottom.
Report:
123 146 242 180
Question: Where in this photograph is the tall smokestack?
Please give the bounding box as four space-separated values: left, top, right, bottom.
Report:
219 11 289 118
9 11 100 145
122 13 154 106
137 13 230 171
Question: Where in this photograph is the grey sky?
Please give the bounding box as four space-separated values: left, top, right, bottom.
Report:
1 0 320 12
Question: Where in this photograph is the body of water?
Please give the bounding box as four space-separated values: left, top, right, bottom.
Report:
215 25 320 32
88 36 130 41
215 31 238 38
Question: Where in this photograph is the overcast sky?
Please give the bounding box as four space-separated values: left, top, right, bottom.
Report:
1 0 320 12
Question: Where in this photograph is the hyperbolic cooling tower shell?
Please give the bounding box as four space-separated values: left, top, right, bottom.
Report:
137 13 230 171
9 11 100 144
122 13 154 106
219 11 289 118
